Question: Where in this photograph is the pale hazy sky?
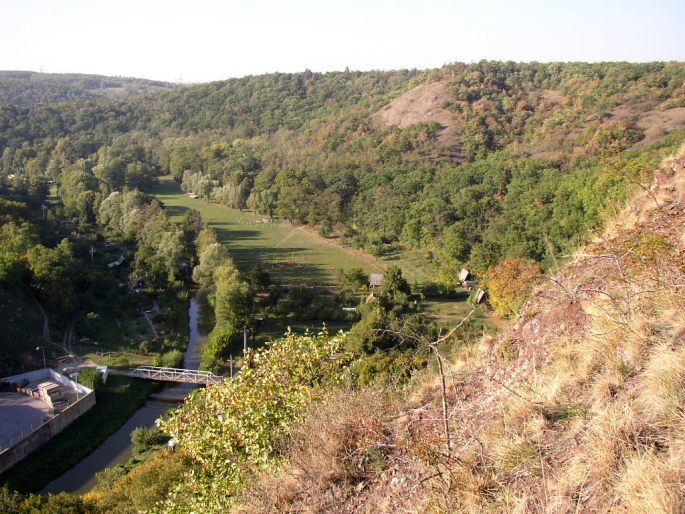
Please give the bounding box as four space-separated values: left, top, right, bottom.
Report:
1 0 683 83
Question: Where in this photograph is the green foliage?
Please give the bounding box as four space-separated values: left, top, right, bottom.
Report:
78 367 102 391
159 330 349 511
380 265 411 305
131 426 168 454
246 266 271 291
157 349 184 369
0 485 22 514
352 350 428 387
346 301 391 354
212 262 252 328
18 492 93 513
93 452 190 513
26 238 77 315
0 70 174 105
343 267 369 289
200 324 239 373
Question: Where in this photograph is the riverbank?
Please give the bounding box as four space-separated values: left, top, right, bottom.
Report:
33 298 206 495
0 375 158 493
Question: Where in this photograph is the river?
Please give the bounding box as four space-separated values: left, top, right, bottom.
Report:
41 298 206 495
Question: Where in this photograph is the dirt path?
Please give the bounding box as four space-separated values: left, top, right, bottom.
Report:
28 288 70 355
285 223 387 273
142 311 159 339
273 227 299 248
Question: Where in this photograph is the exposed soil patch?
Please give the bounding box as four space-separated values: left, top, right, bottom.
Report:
540 89 569 105
635 107 685 146
608 103 685 147
372 80 461 148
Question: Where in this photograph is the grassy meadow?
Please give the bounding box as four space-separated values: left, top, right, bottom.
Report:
150 176 386 285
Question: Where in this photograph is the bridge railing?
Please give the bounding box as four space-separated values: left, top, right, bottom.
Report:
128 366 224 385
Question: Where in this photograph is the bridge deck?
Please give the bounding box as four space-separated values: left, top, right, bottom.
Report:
127 366 224 385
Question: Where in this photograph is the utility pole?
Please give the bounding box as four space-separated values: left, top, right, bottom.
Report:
243 326 248 354
89 246 95 263
36 346 46 378
229 354 233 378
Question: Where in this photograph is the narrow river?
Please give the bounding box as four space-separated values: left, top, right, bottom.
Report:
41 298 206 495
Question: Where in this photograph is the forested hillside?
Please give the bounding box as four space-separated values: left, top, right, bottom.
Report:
2 62 685 282
2 62 685 512
0 71 176 105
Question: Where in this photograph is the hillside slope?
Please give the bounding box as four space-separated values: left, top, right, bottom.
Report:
372 80 462 150
0 71 176 105
239 145 685 513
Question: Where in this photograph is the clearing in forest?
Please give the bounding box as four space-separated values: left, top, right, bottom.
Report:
149 177 386 285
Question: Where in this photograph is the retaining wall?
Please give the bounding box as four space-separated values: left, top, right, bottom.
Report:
0 369 96 475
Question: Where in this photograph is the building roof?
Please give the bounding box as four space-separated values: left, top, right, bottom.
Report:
369 273 384 287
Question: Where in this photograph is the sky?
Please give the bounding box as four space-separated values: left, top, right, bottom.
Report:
1 0 684 83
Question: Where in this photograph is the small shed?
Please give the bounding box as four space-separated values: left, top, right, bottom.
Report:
369 273 384 288
475 288 486 304
464 280 477 291
458 268 471 284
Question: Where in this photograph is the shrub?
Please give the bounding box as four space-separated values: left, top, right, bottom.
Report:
78 367 102 391
343 267 369 290
89 452 189 513
0 485 22 514
486 258 541 318
159 330 350 510
157 349 184 369
113 355 129 368
200 323 239 373
131 426 168 454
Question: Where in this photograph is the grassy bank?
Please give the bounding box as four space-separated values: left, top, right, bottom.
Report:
0 375 158 493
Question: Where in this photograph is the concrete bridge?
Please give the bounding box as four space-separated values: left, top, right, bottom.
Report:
126 366 224 386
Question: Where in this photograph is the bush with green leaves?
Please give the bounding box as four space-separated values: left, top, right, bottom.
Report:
158 330 350 511
131 426 169 454
156 349 184 369
77 367 101 391
343 267 369 290
200 324 239 373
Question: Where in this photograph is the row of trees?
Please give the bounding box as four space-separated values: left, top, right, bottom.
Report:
191 227 251 372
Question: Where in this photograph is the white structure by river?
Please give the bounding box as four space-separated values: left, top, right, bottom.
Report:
41 298 206 494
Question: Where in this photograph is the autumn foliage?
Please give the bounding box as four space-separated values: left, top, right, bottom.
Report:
487 258 541 317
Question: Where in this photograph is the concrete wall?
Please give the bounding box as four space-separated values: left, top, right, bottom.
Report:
0 372 96 475
1 368 92 396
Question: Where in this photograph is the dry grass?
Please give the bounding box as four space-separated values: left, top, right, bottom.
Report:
616 451 683 513
230 155 685 513
236 388 400 513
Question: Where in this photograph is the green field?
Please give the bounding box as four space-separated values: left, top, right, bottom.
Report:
150 177 386 285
